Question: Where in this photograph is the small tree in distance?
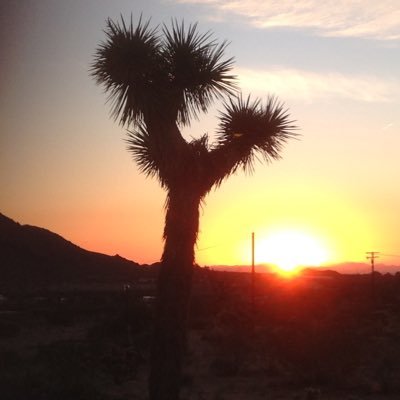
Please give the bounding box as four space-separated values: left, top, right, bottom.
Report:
92 15 297 400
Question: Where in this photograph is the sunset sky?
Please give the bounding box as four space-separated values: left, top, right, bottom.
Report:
1 0 399 270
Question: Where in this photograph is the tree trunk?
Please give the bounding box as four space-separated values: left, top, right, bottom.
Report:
149 189 200 400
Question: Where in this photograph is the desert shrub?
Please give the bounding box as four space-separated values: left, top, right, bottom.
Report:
207 304 254 377
269 315 364 386
0 344 105 400
44 309 75 326
97 342 145 384
210 355 240 377
188 295 219 330
0 319 21 338
87 298 152 346
211 285 366 386
351 309 400 394
44 301 76 326
33 341 107 399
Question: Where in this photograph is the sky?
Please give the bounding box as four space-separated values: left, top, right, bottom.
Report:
1 0 400 270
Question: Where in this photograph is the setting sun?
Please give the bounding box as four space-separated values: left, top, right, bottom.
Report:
256 230 330 273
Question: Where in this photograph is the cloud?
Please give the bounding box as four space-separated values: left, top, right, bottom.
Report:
177 0 400 40
382 122 394 131
236 67 397 102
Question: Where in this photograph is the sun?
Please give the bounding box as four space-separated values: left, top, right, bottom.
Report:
256 230 330 274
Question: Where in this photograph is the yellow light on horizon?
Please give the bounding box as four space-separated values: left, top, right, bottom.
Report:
256 229 330 274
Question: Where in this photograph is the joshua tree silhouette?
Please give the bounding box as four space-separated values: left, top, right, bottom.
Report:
92 16 297 400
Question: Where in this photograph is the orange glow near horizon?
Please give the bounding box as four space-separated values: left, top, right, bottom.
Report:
2 1 400 275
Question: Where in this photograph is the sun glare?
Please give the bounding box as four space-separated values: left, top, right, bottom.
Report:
257 230 329 274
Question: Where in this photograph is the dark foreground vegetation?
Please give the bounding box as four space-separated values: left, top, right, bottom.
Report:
1 268 400 400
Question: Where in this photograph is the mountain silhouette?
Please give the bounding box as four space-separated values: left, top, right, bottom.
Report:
0 213 146 290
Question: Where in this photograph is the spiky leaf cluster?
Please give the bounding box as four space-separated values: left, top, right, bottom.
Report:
216 96 298 173
91 16 236 127
162 21 236 125
91 16 162 126
126 122 162 182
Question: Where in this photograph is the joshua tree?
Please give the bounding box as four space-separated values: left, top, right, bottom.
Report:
92 16 296 400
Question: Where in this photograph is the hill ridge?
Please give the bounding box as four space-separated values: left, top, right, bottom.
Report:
0 212 145 290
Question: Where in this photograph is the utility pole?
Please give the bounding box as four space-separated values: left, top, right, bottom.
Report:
366 251 379 300
251 232 255 310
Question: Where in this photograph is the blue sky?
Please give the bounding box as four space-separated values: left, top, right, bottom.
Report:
1 0 399 268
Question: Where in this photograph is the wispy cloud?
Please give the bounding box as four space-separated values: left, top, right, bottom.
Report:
382 122 394 131
177 0 400 40
236 67 397 103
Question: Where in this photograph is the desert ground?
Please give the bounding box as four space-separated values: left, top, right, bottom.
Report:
1 269 400 400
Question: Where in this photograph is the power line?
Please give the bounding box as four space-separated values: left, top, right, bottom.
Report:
197 244 220 252
380 253 400 258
